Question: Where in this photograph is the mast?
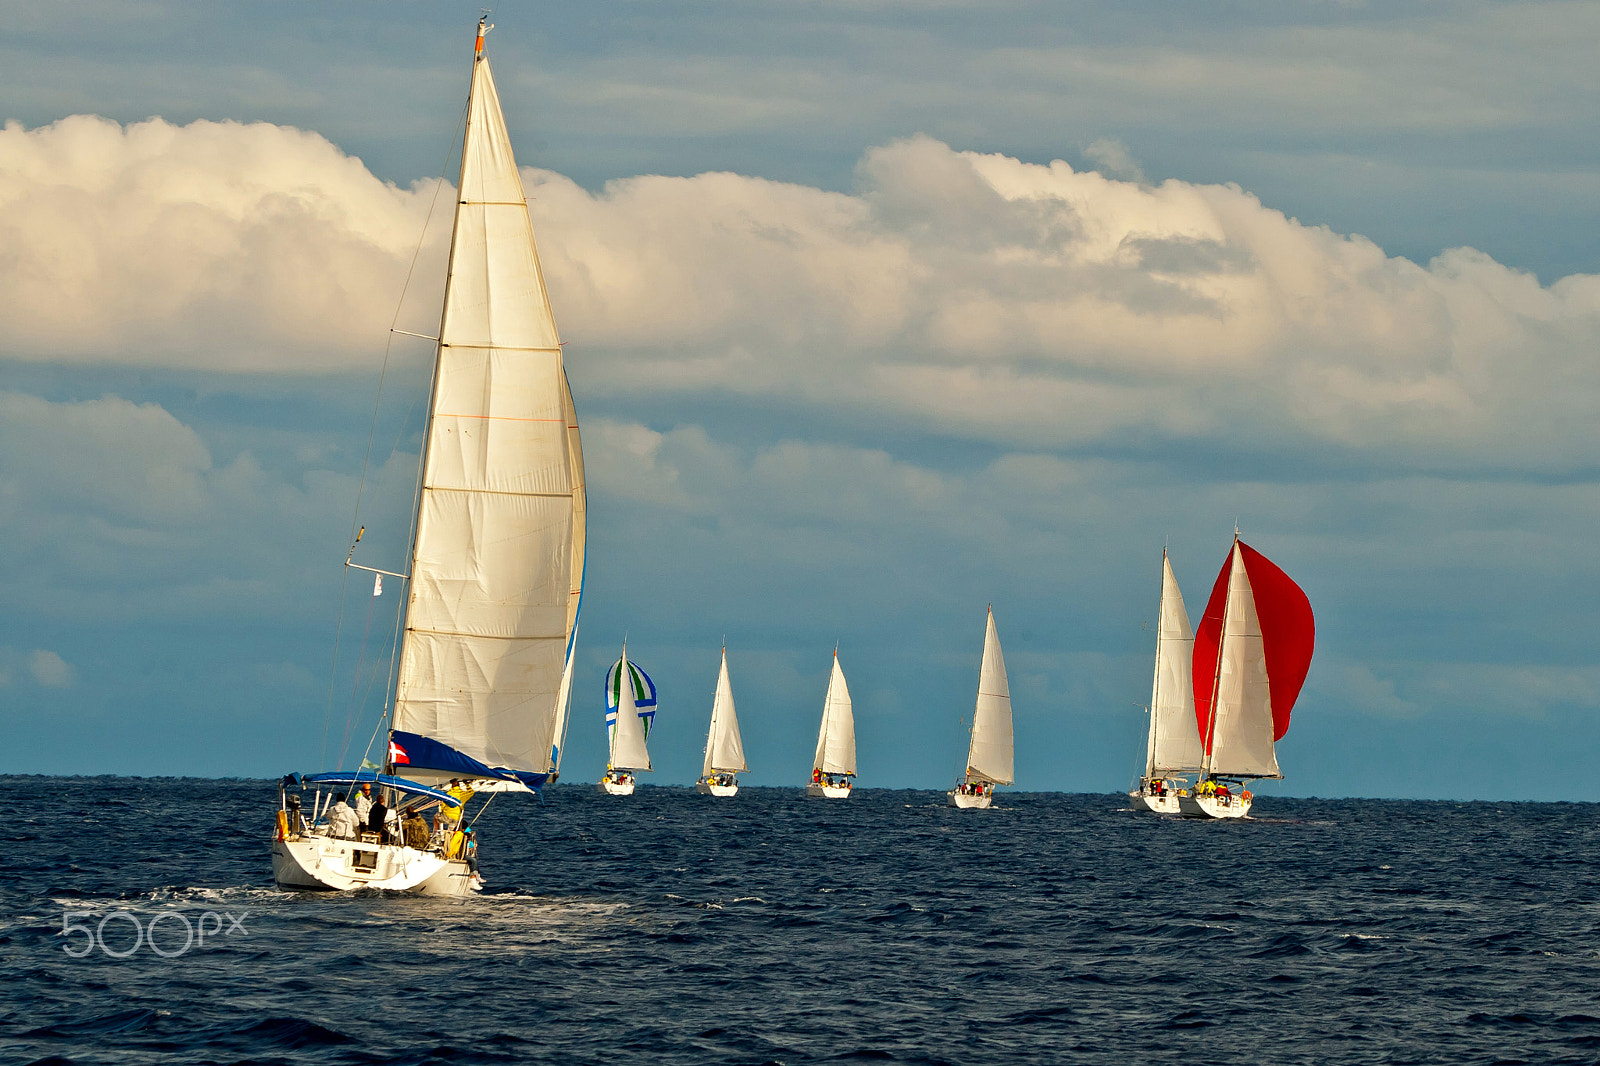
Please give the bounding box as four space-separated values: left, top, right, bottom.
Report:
384 20 483 776
1143 553 1165 781
1201 536 1236 778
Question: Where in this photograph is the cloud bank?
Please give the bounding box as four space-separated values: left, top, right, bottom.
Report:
4 116 1600 472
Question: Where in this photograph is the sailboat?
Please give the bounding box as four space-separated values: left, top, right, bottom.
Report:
273 17 586 895
600 647 655 795
1129 551 1205 814
696 647 748 796
949 607 1013 809
807 652 856 798
1179 534 1315 819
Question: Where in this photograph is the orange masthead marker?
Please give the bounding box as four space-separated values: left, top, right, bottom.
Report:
475 15 492 54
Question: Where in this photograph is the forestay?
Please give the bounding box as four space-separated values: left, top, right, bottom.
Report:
391 44 584 780
703 649 748 776
966 608 1013 785
813 655 856 775
1147 553 1204 777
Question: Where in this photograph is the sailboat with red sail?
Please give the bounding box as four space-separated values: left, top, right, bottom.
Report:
1179 534 1315 819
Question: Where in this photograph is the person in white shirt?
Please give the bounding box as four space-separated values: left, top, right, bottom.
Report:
325 797 360 839
353 783 372 825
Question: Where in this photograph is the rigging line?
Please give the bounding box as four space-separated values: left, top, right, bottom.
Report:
338 620 399 774
321 99 468 774
336 590 383 773
467 790 497 828
318 562 353 773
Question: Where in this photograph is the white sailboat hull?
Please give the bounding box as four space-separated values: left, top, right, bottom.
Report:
1129 790 1183 815
272 835 477 896
695 780 738 797
1178 792 1253 819
949 790 992 809
599 778 635 796
806 782 852 799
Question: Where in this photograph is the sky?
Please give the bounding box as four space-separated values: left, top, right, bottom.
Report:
2 0 1599 800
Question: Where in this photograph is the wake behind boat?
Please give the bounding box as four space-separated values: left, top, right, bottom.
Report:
1129 551 1204 814
696 647 747 796
1180 535 1315 819
274 18 586 894
807 652 856 798
950 607 1013 809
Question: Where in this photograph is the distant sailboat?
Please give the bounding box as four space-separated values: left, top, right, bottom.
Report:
273 18 584 895
600 647 655 795
950 607 1013 809
696 647 747 797
1179 535 1315 819
807 652 855 798
1129 551 1204 814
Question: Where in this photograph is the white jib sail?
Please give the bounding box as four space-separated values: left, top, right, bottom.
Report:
1147 553 1204 777
391 48 581 776
1207 543 1281 778
812 654 856 775
966 608 1013 785
609 647 652 772
702 648 748 777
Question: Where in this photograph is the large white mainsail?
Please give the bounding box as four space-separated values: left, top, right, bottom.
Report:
812 654 856 776
1146 552 1203 778
1204 542 1280 778
390 26 583 783
608 647 652 772
702 649 748 778
965 608 1013 785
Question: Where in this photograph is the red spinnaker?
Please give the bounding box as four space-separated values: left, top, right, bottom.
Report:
1192 540 1315 752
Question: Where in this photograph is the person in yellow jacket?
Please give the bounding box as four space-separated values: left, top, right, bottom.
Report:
435 779 475 836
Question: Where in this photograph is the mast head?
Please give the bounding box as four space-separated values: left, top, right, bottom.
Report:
475 13 493 55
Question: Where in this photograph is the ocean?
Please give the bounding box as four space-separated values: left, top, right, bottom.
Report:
3 777 1598 1065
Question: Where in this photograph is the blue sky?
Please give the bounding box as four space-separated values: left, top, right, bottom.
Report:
2 0 1598 799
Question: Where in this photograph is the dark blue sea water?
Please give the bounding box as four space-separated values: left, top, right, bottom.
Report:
3 778 1599 1065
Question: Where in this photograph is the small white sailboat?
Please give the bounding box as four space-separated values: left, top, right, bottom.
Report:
273 18 585 895
1180 535 1315 820
806 652 856 798
950 607 1013 809
1129 551 1205 815
600 647 654 795
696 647 747 796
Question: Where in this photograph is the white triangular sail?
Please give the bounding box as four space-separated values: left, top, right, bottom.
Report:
812 654 856 775
702 649 748 776
1205 543 1280 778
608 647 652 772
965 608 1013 785
390 35 583 777
1146 553 1204 777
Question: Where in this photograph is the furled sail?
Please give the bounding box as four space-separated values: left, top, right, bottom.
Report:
1192 539 1315 779
702 648 748 777
390 29 582 784
965 608 1013 785
607 647 652 772
812 654 856 775
1146 552 1204 777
